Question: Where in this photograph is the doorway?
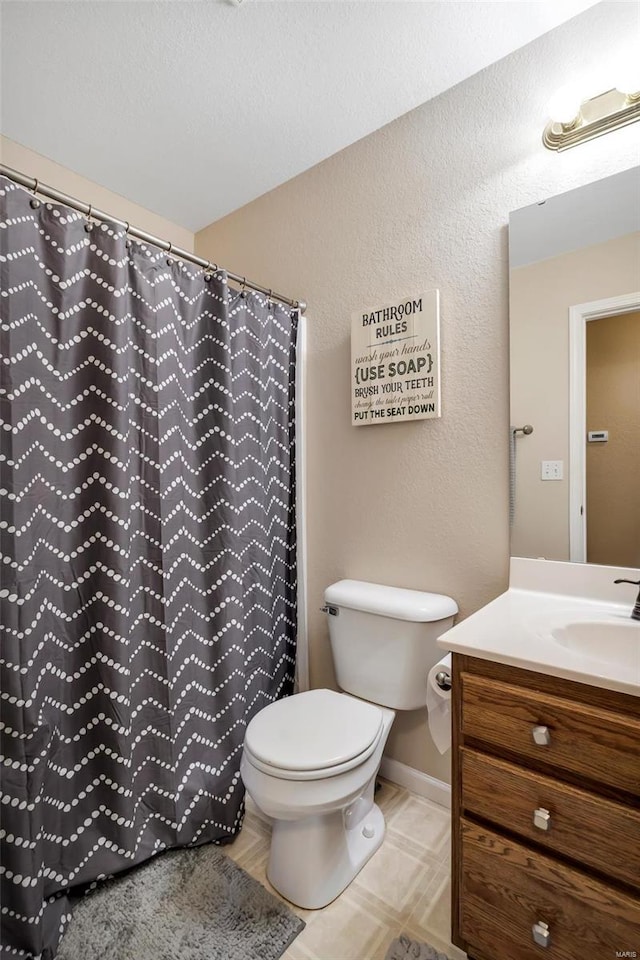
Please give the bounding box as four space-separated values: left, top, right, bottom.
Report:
569 293 640 564
586 311 640 566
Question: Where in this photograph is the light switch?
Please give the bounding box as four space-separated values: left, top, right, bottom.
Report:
541 460 563 480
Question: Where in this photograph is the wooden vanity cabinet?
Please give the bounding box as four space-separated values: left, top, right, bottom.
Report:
451 654 640 960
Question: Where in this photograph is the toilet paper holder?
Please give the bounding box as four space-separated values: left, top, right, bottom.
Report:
435 670 452 692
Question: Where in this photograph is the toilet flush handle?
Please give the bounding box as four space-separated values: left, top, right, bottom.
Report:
320 604 339 616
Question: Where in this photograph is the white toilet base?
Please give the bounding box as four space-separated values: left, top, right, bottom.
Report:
267 793 385 909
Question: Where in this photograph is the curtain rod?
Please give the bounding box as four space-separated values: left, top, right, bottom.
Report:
0 163 307 315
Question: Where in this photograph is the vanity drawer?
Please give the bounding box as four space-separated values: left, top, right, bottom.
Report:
461 748 640 890
461 673 640 796
460 819 640 960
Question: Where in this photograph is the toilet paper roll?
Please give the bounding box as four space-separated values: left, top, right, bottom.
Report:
426 653 452 754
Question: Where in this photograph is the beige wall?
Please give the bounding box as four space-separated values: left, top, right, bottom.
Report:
586 311 640 568
1 136 194 252
195 7 640 783
510 233 640 561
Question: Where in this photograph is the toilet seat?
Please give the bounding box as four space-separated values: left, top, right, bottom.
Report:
244 689 383 781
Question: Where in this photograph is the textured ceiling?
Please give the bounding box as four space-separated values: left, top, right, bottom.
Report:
1 0 600 231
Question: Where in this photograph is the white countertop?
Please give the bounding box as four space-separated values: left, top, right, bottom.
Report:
437 558 640 698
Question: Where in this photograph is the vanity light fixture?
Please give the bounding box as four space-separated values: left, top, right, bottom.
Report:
543 86 640 151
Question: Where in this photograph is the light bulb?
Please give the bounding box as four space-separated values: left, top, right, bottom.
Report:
547 84 582 126
615 67 640 96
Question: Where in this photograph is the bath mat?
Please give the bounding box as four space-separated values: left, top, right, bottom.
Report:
55 843 305 960
384 934 451 960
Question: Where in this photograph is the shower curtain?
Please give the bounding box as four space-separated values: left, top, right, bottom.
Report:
0 176 298 960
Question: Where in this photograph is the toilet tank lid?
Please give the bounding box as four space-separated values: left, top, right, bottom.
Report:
324 580 458 622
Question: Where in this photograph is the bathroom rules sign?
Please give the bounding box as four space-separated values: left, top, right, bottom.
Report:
351 289 441 426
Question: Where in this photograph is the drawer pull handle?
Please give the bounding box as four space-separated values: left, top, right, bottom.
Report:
533 807 551 831
532 725 551 746
532 920 551 948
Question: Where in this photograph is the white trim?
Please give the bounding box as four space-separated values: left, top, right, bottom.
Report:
568 306 586 562
294 314 309 692
568 292 640 562
379 757 451 810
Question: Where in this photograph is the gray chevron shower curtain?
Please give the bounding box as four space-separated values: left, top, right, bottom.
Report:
0 176 298 960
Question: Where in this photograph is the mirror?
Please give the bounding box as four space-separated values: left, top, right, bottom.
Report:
509 167 640 567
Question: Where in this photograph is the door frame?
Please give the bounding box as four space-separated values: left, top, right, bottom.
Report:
568 292 640 561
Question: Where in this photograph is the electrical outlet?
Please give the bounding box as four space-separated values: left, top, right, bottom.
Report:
541 460 563 481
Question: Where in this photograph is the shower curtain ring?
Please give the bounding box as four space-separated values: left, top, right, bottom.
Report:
240 277 247 298
85 204 94 233
268 289 273 307
30 179 41 209
167 242 174 266
204 261 213 282
125 222 131 248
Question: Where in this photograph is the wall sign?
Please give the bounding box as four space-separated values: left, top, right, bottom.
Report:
351 289 441 426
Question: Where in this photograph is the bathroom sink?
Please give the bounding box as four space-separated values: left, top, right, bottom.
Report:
551 619 639 668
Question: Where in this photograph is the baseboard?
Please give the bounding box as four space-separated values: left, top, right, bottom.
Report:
379 757 451 809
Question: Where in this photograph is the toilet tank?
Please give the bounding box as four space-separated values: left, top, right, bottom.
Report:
323 580 457 710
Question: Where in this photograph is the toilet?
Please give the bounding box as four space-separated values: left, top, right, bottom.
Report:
240 579 457 909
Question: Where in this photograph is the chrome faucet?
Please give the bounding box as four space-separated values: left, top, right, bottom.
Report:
614 579 640 621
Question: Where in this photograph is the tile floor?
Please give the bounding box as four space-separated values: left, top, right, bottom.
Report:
225 779 467 960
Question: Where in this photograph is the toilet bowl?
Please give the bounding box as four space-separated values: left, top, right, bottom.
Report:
241 688 395 909
240 580 457 909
